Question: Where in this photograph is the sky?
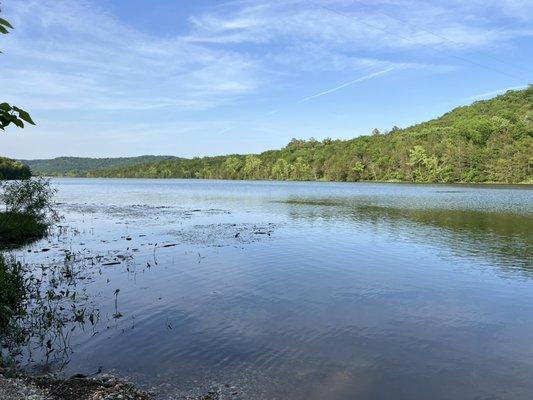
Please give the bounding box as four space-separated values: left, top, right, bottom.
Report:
0 0 531 159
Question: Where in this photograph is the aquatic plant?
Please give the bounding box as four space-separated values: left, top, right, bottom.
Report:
0 252 100 369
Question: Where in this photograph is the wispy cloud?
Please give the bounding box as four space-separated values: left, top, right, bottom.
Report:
186 0 533 49
3 0 524 114
1 0 262 111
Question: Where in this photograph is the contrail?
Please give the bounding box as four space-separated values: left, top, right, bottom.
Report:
217 67 395 135
297 67 395 103
216 126 237 135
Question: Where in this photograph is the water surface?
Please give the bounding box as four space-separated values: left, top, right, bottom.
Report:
17 179 533 399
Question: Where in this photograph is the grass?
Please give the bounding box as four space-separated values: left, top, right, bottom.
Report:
0 212 48 248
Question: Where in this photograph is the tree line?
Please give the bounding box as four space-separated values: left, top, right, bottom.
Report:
23 155 179 177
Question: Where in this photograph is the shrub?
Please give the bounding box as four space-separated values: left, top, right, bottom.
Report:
0 212 48 247
0 178 59 247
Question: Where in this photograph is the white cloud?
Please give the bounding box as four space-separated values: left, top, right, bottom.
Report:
185 0 532 49
2 0 523 115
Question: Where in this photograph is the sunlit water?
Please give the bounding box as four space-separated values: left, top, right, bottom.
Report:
15 179 533 399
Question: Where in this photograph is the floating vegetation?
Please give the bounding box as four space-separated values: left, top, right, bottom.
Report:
170 223 277 247
58 203 231 221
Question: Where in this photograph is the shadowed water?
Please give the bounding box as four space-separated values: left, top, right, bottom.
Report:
15 179 533 399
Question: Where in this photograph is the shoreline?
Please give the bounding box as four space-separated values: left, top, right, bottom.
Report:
0 370 153 400
0 369 229 400
30 175 533 187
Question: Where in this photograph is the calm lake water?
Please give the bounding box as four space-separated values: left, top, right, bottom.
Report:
17 178 533 399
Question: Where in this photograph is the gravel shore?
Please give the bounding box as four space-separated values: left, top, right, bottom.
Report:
0 372 152 400
0 374 47 400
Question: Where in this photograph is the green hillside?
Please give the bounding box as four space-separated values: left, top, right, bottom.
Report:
87 87 532 184
0 157 31 180
22 155 179 177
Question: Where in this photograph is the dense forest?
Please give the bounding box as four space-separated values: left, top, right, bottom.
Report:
30 87 533 183
22 155 178 176
0 157 31 180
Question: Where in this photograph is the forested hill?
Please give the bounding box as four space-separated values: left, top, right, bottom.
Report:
41 87 533 183
86 87 532 183
22 155 179 176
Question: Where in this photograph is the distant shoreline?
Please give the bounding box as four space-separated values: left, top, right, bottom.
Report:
39 175 533 186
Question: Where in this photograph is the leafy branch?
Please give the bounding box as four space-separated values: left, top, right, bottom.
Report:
0 103 35 130
0 11 35 131
0 16 13 36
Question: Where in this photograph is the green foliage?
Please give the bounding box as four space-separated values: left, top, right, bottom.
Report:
221 156 242 179
271 158 291 180
0 213 48 248
0 103 35 131
0 178 59 247
0 15 14 39
351 161 365 181
242 155 263 179
0 157 31 180
292 156 313 180
408 146 451 182
28 87 533 184
1 178 59 222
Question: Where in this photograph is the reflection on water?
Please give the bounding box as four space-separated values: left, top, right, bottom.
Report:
14 179 533 399
283 200 532 274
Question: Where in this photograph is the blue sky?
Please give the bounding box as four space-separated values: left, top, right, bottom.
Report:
0 0 531 159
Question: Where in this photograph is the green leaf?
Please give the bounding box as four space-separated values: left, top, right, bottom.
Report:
0 18 14 29
0 114 9 125
0 103 12 112
0 25 8 35
17 109 35 125
12 118 24 128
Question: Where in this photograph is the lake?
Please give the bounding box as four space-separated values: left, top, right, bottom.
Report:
15 178 533 399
